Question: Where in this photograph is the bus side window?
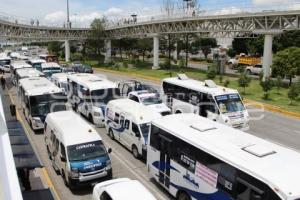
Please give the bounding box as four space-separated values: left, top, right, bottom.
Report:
150 125 160 150
114 113 120 123
120 116 125 127
235 178 265 200
124 120 130 130
132 123 141 137
60 143 66 160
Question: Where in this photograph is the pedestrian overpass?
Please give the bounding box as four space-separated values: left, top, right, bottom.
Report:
1 10 300 77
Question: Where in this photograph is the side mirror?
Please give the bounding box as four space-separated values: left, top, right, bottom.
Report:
60 156 66 162
107 148 112 154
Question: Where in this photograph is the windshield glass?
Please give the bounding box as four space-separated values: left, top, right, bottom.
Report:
140 123 151 138
32 63 42 70
141 95 162 105
215 94 245 114
29 93 66 116
91 88 120 105
67 141 107 162
0 60 11 65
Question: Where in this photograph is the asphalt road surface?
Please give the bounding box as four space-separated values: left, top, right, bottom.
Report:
3 70 300 200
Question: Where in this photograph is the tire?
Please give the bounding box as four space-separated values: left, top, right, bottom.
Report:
175 110 182 114
132 145 139 159
108 129 114 140
89 114 94 124
178 191 191 200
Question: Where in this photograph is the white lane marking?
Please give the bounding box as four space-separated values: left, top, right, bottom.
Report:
110 150 168 200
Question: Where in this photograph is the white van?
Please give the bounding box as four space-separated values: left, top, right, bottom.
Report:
92 178 156 200
51 73 70 95
44 111 113 189
105 99 161 159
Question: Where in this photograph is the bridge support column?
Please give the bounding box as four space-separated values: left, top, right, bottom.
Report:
173 42 178 61
105 39 112 63
153 35 159 69
254 30 282 79
65 40 70 62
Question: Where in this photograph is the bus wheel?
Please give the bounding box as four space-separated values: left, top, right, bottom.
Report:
175 110 182 114
89 114 94 124
178 191 191 200
108 129 114 140
132 145 139 159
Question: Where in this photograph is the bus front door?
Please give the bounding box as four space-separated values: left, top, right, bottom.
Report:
159 136 172 189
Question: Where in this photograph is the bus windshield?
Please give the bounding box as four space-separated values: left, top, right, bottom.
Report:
29 93 66 116
215 94 245 114
141 95 162 106
67 141 107 162
0 59 11 65
140 123 151 138
91 88 120 105
32 63 42 71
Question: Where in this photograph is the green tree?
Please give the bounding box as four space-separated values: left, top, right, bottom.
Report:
273 47 300 86
288 83 300 105
227 48 236 58
47 41 61 55
238 73 251 94
136 38 152 61
86 18 106 64
275 76 283 94
191 37 217 59
206 65 217 79
260 78 273 99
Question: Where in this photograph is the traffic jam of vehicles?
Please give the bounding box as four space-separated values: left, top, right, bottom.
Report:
1 50 300 200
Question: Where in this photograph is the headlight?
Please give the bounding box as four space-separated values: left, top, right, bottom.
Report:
70 168 79 178
106 160 112 170
94 112 101 117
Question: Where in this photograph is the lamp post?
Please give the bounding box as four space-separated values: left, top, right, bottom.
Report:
66 0 71 28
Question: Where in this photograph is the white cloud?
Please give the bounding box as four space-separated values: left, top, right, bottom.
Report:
104 7 123 17
253 0 292 5
214 7 242 15
44 11 66 25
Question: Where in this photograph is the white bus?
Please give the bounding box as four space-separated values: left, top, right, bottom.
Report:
105 99 161 159
147 113 300 200
51 73 70 95
0 56 11 73
27 59 46 71
15 68 44 86
44 111 113 189
19 77 67 131
41 62 62 78
10 62 32 85
67 73 120 127
162 74 249 131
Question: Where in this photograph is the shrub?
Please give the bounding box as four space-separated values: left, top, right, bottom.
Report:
223 79 230 87
160 58 171 69
123 61 128 68
288 83 300 105
238 73 251 94
206 65 217 79
179 58 185 68
260 78 273 100
275 76 283 94
236 64 245 74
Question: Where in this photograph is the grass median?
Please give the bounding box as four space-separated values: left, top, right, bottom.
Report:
87 61 300 114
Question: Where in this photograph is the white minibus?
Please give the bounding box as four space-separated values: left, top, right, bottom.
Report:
0 56 11 72
27 59 46 71
162 74 249 130
148 113 300 200
51 73 70 95
15 68 44 86
10 62 32 85
44 111 113 189
67 73 120 127
105 99 161 158
41 62 62 78
19 77 67 130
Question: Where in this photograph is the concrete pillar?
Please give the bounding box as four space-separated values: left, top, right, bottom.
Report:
105 39 112 63
153 35 159 69
262 34 273 78
65 40 70 62
173 42 178 61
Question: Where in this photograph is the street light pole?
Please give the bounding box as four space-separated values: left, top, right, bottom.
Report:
66 0 70 28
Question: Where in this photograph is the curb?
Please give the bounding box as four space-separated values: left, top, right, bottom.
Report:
94 67 300 120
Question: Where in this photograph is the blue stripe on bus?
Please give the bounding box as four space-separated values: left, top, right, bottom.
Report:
107 120 126 133
152 161 231 200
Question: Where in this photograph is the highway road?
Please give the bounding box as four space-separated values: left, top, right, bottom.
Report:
3 70 300 200
96 70 300 152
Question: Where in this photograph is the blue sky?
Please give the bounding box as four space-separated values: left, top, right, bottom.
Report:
0 0 299 26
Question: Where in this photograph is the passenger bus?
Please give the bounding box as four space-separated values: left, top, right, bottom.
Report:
0 56 11 73
147 113 300 200
27 59 46 71
44 111 113 188
39 54 58 63
51 73 70 95
162 74 249 131
67 73 120 127
19 77 66 131
10 62 32 85
105 99 161 159
15 68 44 86
41 62 62 78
